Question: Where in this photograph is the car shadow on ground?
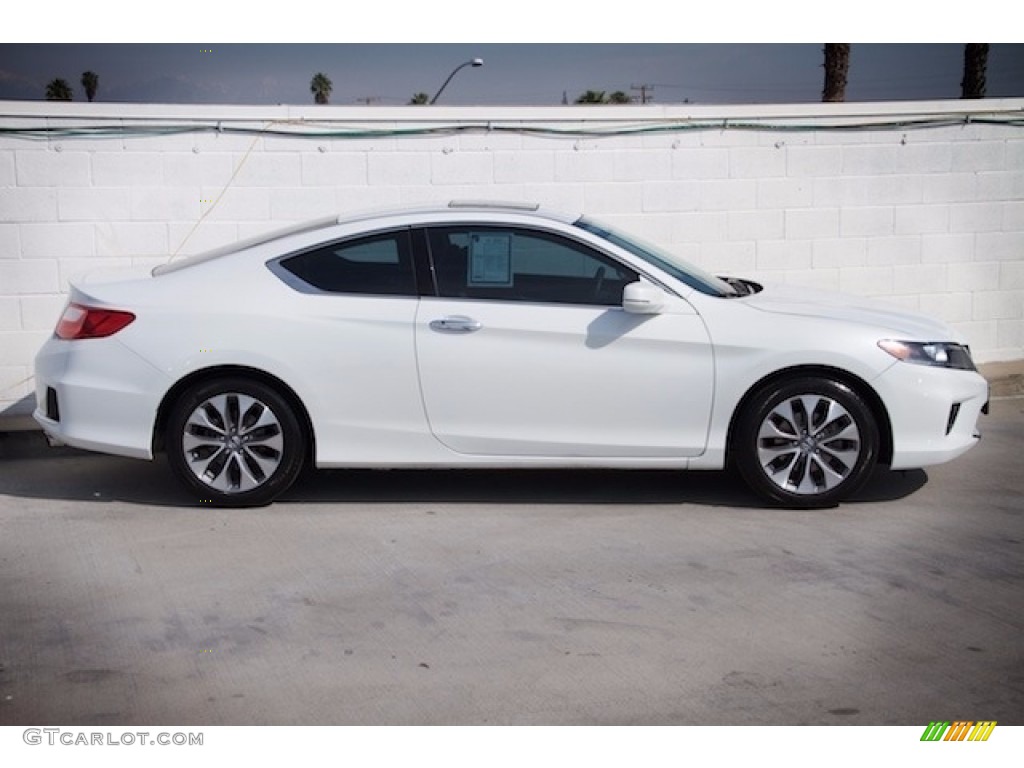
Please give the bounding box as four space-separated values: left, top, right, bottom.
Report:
289 465 927 508
0 430 928 510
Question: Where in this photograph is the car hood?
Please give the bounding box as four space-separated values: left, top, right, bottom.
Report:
741 281 961 341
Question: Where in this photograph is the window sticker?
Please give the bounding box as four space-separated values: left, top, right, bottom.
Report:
467 233 513 286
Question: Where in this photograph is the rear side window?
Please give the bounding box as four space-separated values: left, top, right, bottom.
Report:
275 230 416 296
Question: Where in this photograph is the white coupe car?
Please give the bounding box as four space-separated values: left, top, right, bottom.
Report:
34 201 988 507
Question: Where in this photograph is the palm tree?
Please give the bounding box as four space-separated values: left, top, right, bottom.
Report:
608 91 632 104
45 78 73 101
822 44 851 102
81 71 99 102
310 73 332 105
409 92 430 105
961 44 989 99
574 90 608 104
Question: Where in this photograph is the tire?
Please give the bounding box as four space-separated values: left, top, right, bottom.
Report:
166 378 306 507
734 377 879 508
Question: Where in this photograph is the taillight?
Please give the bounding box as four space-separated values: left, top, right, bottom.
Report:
55 303 136 340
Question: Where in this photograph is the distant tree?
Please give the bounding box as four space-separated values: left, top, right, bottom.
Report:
310 72 332 105
81 71 99 102
409 92 430 105
961 44 989 99
45 78 73 101
822 44 851 102
575 90 608 104
574 90 632 105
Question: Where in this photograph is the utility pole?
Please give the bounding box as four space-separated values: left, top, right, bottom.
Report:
630 84 654 104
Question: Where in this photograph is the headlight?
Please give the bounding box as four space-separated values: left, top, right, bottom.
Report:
878 340 976 371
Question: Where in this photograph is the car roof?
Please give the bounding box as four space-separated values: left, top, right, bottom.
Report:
154 201 580 276
333 200 580 227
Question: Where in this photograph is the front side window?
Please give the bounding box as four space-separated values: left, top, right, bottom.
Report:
427 227 637 306
275 230 416 296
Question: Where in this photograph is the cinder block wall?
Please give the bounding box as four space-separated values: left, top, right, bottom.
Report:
2 100 1023 420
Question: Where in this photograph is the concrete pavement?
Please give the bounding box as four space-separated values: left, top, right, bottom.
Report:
0 399 1021 725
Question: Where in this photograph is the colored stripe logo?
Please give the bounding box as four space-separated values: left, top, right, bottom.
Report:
920 721 997 741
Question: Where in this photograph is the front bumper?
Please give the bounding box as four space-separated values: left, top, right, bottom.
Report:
873 360 989 470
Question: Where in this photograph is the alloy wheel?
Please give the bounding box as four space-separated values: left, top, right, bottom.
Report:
755 393 862 495
181 392 284 493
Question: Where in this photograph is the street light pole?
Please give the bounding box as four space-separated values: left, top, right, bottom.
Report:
430 58 484 104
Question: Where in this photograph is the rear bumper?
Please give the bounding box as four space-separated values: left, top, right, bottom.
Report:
33 335 168 460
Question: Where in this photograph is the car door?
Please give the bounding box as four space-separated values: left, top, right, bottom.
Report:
414 225 715 458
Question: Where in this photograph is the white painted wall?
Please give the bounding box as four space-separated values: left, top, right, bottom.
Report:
2 99 1023 420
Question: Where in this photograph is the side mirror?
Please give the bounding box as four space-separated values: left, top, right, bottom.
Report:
622 281 665 314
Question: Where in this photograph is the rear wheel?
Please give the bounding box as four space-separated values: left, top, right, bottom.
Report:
167 378 305 507
734 377 879 508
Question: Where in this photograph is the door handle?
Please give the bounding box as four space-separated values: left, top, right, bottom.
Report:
429 315 482 333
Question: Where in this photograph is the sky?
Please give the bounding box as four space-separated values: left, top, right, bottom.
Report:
2 43 1023 106
2 3 1023 107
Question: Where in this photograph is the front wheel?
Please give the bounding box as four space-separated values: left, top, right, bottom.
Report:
166 378 306 507
734 378 879 508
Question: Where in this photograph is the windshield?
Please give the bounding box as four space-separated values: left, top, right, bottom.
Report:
575 216 737 297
